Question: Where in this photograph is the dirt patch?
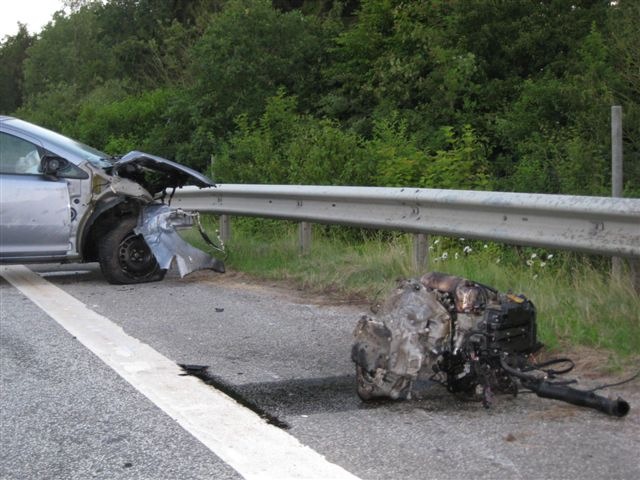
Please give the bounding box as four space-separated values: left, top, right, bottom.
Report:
181 268 373 308
531 344 640 389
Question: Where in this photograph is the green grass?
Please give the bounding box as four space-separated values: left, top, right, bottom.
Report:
185 217 640 363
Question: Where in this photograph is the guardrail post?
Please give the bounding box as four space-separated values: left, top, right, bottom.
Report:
219 214 231 243
630 257 640 296
412 233 428 272
299 222 312 255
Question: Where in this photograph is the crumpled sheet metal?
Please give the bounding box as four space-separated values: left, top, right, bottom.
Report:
352 279 451 400
135 204 225 277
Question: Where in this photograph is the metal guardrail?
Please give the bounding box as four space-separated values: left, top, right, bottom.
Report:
170 184 640 257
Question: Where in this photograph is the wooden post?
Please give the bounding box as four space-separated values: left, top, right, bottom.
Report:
630 257 640 296
412 233 428 273
299 221 312 255
219 214 231 243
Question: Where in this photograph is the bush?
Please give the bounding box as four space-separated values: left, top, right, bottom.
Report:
74 88 176 157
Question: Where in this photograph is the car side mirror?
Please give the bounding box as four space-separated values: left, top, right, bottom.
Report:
41 155 69 177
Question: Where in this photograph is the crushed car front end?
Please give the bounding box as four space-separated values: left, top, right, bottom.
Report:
0 117 224 284
78 150 226 284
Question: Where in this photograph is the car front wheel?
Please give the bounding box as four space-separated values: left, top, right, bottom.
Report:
98 216 166 284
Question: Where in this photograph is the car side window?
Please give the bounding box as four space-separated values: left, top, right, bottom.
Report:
0 132 42 174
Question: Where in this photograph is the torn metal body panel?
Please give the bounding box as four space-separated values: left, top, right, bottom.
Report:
109 176 154 202
113 151 215 193
135 204 225 277
352 272 631 417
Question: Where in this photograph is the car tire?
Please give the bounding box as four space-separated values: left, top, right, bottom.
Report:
98 216 166 284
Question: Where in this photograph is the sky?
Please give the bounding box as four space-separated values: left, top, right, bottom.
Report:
0 0 66 39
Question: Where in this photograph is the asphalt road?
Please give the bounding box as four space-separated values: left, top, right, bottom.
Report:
1 264 639 480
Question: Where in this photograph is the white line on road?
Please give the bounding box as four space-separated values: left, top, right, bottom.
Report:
1 265 361 480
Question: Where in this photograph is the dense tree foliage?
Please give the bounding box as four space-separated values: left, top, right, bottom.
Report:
0 24 34 113
1 0 637 196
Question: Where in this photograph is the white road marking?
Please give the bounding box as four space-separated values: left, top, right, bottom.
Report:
1 265 361 480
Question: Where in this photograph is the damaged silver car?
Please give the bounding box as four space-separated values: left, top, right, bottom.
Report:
0 116 224 284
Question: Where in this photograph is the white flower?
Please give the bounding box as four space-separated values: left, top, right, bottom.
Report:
483 244 488 249
547 254 554 260
455 252 459 259
530 253 537 259
441 252 448 260
434 239 440 245
463 246 472 254
540 262 547 268
496 258 501 263
526 260 533 266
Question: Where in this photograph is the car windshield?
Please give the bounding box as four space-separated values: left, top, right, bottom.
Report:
9 118 113 169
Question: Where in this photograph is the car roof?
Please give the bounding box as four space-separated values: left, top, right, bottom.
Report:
0 115 18 125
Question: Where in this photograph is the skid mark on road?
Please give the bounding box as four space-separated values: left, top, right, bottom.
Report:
1 265 361 480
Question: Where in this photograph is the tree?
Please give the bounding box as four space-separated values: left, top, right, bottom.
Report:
608 0 640 196
0 24 34 113
22 4 112 101
322 0 480 144
95 0 217 88
213 91 370 185
458 0 615 193
180 0 334 164
16 4 114 131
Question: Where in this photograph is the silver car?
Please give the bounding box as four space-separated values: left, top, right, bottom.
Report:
0 116 224 284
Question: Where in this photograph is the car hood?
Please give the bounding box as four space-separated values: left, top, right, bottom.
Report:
112 151 215 194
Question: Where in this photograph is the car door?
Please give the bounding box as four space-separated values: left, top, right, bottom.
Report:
0 131 71 261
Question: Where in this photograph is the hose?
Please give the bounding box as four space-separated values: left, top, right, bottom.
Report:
499 355 630 417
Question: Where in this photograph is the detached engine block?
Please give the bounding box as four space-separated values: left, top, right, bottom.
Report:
351 272 630 417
